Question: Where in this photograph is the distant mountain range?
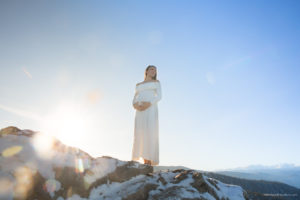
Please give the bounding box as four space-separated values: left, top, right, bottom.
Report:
215 164 300 189
205 172 300 200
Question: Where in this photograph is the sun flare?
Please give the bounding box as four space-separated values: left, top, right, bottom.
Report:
40 101 92 148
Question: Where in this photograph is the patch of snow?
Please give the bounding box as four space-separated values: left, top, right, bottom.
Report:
89 174 147 199
84 157 121 185
127 161 142 168
203 175 245 200
216 180 245 200
149 172 216 199
66 194 88 200
44 179 61 197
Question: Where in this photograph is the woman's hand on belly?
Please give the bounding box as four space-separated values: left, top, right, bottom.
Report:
133 101 151 111
133 102 143 111
140 102 151 111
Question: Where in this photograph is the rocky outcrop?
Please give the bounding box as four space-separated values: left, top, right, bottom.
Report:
0 126 248 200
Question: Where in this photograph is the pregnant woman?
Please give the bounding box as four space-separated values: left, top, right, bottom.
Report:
132 65 162 166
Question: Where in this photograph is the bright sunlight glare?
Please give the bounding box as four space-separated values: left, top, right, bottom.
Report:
40 101 93 149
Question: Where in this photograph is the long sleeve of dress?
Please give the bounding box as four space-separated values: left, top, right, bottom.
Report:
132 85 138 105
150 82 162 105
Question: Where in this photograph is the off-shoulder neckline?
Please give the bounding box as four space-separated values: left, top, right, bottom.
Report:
136 80 159 86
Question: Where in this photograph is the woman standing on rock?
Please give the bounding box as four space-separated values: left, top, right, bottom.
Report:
132 65 162 166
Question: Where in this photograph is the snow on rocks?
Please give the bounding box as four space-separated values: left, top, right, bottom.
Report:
0 126 248 200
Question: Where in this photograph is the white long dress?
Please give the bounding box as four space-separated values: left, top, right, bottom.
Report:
131 81 162 165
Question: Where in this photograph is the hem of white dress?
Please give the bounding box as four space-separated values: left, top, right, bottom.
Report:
132 156 159 166
132 156 143 163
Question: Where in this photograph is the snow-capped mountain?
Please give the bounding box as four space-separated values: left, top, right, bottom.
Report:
216 164 300 189
0 126 248 200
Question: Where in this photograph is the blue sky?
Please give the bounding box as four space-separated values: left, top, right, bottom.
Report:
0 0 299 171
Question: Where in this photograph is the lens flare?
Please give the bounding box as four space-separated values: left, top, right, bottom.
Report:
2 145 23 157
0 178 13 198
75 158 84 173
86 89 102 104
14 166 34 199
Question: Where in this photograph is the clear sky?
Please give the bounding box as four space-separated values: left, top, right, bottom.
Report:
0 0 299 171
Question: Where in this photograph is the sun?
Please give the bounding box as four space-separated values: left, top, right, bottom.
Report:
40 101 92 148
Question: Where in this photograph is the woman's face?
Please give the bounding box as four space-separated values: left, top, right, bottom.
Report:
147 67 157 78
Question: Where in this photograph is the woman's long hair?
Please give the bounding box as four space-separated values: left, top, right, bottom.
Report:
144 65 157 80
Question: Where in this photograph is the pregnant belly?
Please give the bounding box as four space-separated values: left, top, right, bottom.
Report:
136 92 154 102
